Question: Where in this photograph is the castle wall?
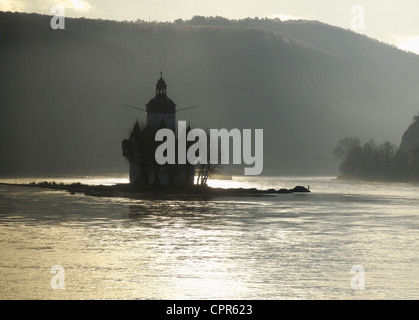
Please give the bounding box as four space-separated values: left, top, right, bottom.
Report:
147 113 176 132
128 158 141 184
128 159 194 186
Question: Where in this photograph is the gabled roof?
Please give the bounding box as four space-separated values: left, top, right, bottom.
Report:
129 120 141 141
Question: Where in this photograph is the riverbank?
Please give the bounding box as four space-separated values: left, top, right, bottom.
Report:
0 181 310 200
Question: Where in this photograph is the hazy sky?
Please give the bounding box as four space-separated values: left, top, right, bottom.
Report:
2 0 419 54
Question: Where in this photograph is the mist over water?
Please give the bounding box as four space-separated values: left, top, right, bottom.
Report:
1 175 418 299
2 7 419 303
2 13 419 177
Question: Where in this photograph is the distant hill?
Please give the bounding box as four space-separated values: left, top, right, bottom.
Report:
1 12 419 176
396 115 419 180
399 115 419 155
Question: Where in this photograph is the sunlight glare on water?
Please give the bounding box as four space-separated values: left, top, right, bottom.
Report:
0 175 418 299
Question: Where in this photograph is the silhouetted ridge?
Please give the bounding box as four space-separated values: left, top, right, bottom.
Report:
1 12 419 176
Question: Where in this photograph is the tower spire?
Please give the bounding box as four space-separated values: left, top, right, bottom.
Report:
155 70 167 95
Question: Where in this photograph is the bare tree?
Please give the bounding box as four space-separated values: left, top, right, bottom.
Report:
333 137 361 159
195 129 221 186
378 141 396 166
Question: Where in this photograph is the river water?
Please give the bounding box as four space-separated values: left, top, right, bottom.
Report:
0 175 418 299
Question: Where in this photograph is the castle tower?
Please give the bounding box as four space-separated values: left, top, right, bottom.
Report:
146 72 176 132
122 73 194 186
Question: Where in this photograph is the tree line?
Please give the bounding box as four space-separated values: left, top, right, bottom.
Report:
334 115 419 181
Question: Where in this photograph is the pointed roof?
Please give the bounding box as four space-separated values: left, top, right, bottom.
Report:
129 120 141 141
156 71 167 91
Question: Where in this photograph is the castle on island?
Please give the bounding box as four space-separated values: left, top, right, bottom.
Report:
122 73 195 186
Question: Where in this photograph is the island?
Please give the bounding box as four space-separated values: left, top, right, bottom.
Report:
0 181 310 200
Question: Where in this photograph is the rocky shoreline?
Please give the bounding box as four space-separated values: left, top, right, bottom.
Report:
1 182 310 200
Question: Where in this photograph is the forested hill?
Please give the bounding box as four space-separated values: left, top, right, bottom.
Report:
1 12 419 176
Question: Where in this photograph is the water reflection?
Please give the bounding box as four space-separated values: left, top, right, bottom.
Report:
1 177 419 299
128 201 218 217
